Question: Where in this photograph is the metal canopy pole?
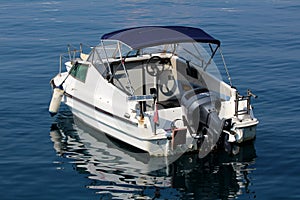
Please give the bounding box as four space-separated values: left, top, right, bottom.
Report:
100 40 113 76
117 41 134 95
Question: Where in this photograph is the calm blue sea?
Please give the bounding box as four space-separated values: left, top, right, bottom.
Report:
1 0 300 199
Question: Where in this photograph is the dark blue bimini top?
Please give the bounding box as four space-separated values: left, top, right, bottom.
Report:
101 26 220 49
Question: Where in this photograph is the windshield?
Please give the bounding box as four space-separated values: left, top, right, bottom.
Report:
89 40 231 87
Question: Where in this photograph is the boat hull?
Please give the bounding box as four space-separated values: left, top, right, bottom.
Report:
235 125 257 143
62 94 197 156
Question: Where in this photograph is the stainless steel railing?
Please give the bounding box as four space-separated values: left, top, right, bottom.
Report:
235 89 257 117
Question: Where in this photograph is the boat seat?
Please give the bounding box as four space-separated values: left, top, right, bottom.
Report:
157 98 180 109
80 53 89 61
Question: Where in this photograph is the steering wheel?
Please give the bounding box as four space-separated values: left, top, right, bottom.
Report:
159 76 177 96
146 56 165 76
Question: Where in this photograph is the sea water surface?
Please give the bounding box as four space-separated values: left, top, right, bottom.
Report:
1 0 300 199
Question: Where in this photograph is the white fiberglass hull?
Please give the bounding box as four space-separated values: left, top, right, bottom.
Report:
62 94 196 156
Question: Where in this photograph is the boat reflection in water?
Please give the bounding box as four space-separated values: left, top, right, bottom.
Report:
50 109 257 199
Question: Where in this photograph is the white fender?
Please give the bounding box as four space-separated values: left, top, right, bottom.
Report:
49 87 64 116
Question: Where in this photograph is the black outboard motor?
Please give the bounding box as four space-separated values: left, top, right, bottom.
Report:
181 88 225 158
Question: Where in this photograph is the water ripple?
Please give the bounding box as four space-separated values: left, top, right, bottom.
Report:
1 0 300 199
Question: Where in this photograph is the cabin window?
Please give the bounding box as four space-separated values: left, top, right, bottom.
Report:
70 63 89 82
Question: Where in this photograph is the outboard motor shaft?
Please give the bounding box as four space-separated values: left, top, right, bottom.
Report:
181 88 225 158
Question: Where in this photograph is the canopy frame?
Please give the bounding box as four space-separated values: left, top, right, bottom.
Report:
101 26 221 50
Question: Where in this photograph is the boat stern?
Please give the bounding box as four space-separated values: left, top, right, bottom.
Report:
226 117 259 143
223 88 259 143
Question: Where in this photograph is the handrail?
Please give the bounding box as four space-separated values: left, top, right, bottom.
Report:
235 89 257 117
58 44 92 74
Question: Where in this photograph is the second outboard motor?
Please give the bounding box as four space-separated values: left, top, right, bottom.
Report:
181 88 225 158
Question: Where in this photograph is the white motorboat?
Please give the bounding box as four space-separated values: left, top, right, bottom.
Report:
49 26 259 157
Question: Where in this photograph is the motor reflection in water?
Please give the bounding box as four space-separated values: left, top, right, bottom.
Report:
50 109 257 199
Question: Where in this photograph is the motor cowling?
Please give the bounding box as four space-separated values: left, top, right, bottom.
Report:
181 88 225 158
